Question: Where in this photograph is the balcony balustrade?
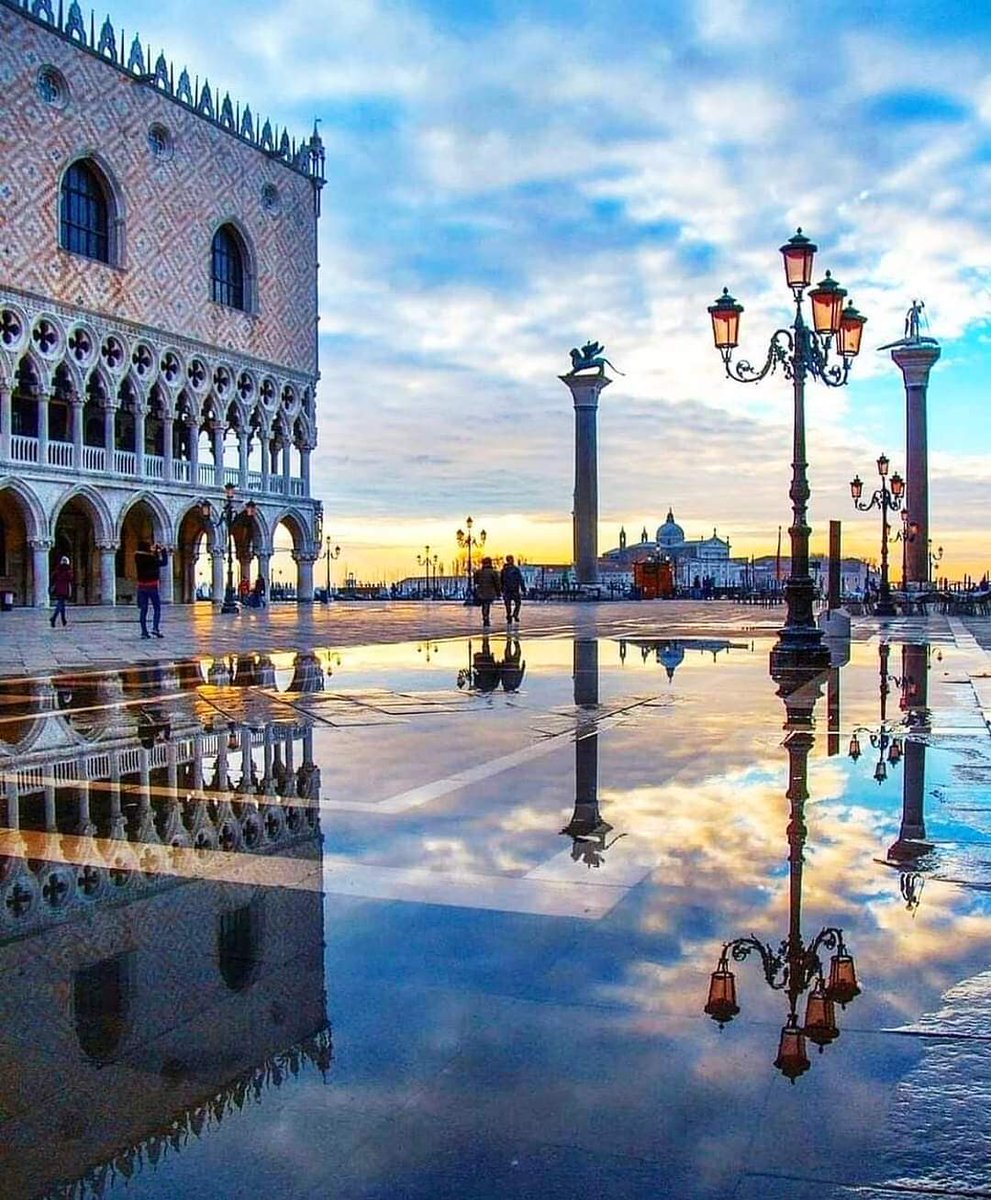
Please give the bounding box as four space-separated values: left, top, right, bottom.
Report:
0 434 306 498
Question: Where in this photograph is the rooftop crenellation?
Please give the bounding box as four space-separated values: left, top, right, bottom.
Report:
2 0 326 183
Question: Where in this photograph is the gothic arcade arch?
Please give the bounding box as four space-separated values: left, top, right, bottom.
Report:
0 480 47 607
51 486 114 605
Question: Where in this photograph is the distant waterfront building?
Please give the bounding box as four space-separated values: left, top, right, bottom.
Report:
0 0 325 606
602 510 742 589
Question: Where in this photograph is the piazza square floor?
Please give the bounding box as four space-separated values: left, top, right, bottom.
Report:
2 597 991 1199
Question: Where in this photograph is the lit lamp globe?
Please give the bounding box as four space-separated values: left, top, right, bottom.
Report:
779 228 817 292
774 1016 811 1082
808 271 847 336
826 950 861 1008
704 961 740 1028
838 301 867 357
707 288 744 355
803 980 840 1051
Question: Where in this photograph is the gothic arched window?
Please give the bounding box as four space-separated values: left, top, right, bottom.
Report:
60 160 112 263
211 224 248 311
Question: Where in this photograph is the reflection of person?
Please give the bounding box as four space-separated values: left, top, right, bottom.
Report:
500 554 526 624
500 637 526 692
135 541 168 639
239 577 251 603
50 556 73 628
472 636 500 693
472 556 501 628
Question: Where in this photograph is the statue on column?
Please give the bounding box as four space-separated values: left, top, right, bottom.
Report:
567 340 624 376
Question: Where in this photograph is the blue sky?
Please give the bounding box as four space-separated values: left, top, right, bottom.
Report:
123 0 991 579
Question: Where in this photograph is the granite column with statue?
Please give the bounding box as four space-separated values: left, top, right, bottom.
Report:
560 342 619 587
882 302 940 588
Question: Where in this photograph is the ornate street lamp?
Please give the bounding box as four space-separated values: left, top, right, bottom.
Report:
324 536 341 599
892 510 919 591
708 230 867 670
417 545 438 599
850 453 904 617
199 483 256 615
456 516 486 600
704 652 860 1081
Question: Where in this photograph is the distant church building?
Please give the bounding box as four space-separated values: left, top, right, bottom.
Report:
0 0 325 607
603 509 741 589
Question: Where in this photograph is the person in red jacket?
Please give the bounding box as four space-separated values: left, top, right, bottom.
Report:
50 556 73 628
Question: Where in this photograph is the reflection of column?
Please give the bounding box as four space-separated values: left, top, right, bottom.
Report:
573 638 599 709
889 643 932 860
560 371 612 585
826 665 840 757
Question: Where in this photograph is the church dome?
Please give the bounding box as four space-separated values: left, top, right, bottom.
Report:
656 508 684 548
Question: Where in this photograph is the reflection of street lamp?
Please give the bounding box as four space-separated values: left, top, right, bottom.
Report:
324 536 340 597
704 653 860 1081
709 231 866 667
199 483 256 615
850 454 904 617
848 640 905 784
456 516 486 599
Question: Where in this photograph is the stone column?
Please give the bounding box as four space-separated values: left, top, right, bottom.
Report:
163 413 174 482
212 421 225 489
38 390 49 467
293 551 318 603
0 382 11 463
104 403 116 470
282 438 292 496
238 428 249 489
30 538 52 607
560 368 612 585
300 443 312 496
211 548 226 607
161 544 175 604
187 416 199 488
261 428 271 493
134 404 146 477
257 548 272 592
890 338 940 588
97 541 118 606
71 397 84 470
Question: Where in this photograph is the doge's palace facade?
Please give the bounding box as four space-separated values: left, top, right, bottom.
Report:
0 0 325 606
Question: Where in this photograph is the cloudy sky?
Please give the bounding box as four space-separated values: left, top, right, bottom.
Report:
127 0 990 582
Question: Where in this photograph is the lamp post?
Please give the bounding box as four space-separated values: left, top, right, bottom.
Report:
708 230 867 670
199 483 256 615
704 654 860 1081
456 516 486 600
324 536 341 599
417 545 437 599
892 510 919 591
929 541 944 586
850 453 904 617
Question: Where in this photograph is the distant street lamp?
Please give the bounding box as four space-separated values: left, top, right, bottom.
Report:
892 510 919 591
199 483 256 615
709 230 866 669
850 453 904 617
417 545 438 598
456 516 486 599
929 540 944 584
325 536 341 598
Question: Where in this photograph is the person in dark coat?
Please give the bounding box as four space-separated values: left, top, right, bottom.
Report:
500 554 526 624
472 556 501 628
135 540 168 639
50 556 73 628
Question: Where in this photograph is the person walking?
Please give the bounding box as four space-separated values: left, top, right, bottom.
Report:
472 556 501 627
50 555 73 628
135 540 168 639
500 554 526 624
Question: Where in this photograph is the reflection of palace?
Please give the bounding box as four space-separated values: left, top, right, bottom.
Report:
0 661 329 1199
618 637 752 679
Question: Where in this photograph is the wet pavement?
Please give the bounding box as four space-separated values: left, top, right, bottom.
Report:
1 602 990 1199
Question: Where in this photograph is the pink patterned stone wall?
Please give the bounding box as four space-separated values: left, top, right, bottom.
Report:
0 6 320 377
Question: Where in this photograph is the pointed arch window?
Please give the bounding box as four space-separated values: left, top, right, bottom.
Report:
211 224 248 311
60 160 112 263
